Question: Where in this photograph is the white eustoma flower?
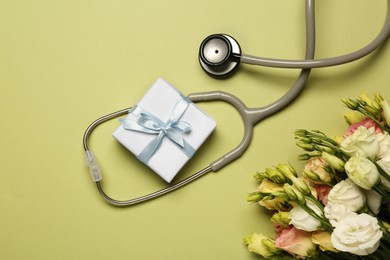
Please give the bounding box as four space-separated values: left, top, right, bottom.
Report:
363 189 382 215
376 132 390 159
377 155 390 189
377 153 390 175
324 201 357 227
327 178 366 212
289 199 322 232
345 156 380 190
341 126 379 160
331 213 382 255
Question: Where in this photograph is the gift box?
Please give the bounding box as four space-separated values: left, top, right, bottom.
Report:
112 78 217 183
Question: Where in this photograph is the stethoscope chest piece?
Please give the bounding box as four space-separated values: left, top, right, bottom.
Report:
199 34 241 77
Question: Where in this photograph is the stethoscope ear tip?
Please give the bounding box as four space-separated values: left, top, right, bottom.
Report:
199 34 241 77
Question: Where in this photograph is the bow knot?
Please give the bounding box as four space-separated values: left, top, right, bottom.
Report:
136 111 192 148
120 96 195 163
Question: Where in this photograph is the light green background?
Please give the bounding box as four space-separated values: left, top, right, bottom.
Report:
1 0 390 259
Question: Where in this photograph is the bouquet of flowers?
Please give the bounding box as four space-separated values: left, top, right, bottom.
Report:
244 93 390 259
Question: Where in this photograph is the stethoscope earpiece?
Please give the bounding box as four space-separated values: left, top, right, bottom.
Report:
199 34 241 77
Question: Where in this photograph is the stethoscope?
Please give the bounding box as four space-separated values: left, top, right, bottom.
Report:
83 0 390 206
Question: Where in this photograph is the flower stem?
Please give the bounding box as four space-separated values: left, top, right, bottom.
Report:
373 161 390 184
298 201 333 232
374 184 390 202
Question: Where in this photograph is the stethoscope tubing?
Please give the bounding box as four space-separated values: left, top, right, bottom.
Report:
241 0 390 68
83 0 316 206
84 0 390 207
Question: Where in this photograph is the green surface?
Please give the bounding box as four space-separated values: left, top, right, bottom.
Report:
1 0 390 259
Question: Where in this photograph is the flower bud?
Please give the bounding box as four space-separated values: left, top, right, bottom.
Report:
277 163 298 180
312 231 338 252
298 153 315 161
291 177 312 196
260 193 291 211
295 129 308 136
296 142 315 151
253 172 266 183
284 184 298 201
319 145 334 154
302 169 320 182
374 93 384 103
247 192 264 202
381 220 390 234
261 238 281 255
380 100 390 127
263 167 288 184
297 136 312 143
344 110 365 125
271 211 290 228
264 191 289 201
294 188 306 205
312 136 322 144
322 152 345 172
359 92 381 115
244 233 281 258
333 135 344 144
342 98 359 110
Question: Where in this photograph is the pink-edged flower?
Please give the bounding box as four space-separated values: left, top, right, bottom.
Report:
344 117 382 138
275 226 317 258
304 157 333 183
314 184 332 205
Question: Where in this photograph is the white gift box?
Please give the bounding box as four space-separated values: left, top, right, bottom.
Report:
112 78 217 183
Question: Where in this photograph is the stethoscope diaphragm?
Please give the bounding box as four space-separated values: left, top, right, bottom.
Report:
199 34 241 77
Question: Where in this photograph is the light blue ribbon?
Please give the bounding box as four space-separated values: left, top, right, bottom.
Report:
120 96 196 164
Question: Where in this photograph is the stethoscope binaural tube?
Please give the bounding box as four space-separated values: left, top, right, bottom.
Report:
199 0 390 76
83 0 317 206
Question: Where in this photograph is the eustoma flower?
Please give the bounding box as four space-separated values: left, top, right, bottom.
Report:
289 199 323 232
331 213 382 255
324 202 357 227
245 92 390 259
377 132 390 159
326 178 366 212
345 156 380 190
249 179 291 211
340 126 380 160
304 157 333 183
275 226 317 258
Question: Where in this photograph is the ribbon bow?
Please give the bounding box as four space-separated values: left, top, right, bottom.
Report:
120 96 195 163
